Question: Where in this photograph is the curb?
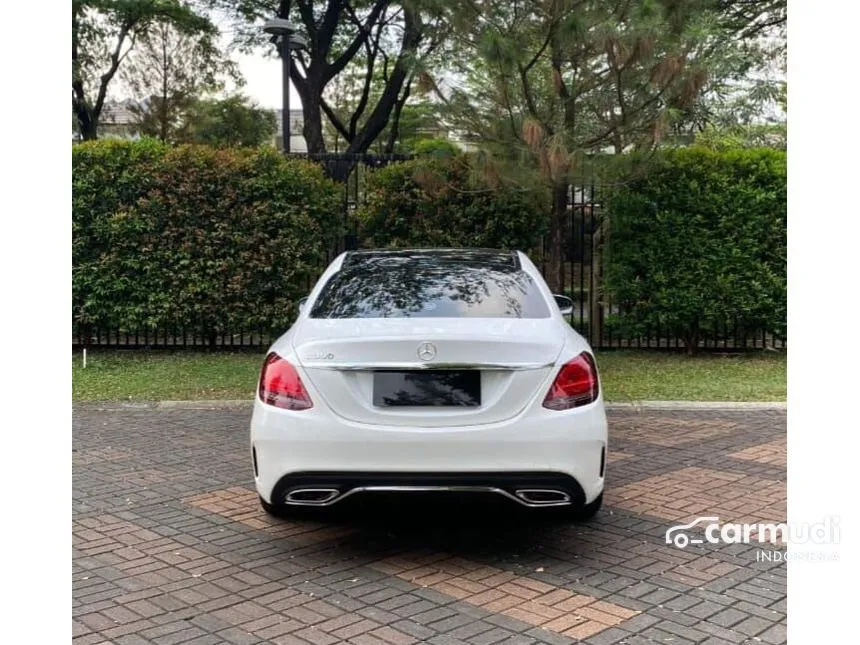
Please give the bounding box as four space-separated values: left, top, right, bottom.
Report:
73 400 254 412
74 400 786 412
157 400 253 410
605 401 786 411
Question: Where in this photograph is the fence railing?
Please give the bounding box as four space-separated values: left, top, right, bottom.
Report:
72 152 785 352
70 314 786 352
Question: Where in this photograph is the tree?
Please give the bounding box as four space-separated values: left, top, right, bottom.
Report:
322 62 445 153
182 95 278 147
72 0 217 140
668 1 786 137
209 1 453 164
693 123 786 150
436 0 786 290
388 101 447 152
120 21 239 142
717 0 786 46
410 137 460 156
440 0 719 290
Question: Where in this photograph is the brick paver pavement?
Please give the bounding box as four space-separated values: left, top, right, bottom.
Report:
73 407 787 645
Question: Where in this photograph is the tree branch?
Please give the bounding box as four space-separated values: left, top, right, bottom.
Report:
384 74 412 153
325 0 387 82
523 27 552 73
317 0 347 59
72 8 92 137
346 4 385 137
320 96 351 140
517 62 543 124
496 58 521 141
94 19 137 124
292 0 317 40
580 74 679 150
344 5 424 154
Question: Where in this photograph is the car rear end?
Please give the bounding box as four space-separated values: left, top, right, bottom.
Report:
250 249 607 515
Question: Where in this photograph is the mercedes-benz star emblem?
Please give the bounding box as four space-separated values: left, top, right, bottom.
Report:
417 341 437 361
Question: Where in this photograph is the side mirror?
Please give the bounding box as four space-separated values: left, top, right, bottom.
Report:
553 294 573 317
298 296 308 312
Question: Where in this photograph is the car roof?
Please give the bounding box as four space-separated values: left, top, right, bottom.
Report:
342 248 521 271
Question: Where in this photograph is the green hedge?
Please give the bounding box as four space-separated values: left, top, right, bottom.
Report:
356 156 548 250
73 139 342 339
410 137 462 157
604 147 786 352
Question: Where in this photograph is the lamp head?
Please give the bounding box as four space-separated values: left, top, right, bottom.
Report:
262 18 297 36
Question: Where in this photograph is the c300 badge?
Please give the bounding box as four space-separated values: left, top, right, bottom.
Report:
305 352 335 360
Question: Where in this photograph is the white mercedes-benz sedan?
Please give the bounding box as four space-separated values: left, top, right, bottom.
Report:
250 249 608 521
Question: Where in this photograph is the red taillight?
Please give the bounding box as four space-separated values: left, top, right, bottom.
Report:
258 352 313 410
543 352 600 410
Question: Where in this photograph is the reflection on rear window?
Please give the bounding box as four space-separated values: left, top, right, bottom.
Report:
310 259 551 319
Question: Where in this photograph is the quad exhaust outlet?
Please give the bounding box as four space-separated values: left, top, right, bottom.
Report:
282 485 573 508
513 488 571 506
284 488 341 505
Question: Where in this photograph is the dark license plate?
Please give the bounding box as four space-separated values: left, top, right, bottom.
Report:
373 370 481 407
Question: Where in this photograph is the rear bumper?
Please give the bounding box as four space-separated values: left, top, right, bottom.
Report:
268 471 587 509
250 397 608 506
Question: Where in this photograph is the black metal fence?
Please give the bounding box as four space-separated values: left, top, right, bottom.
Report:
528 181 785 351
72 152 785 352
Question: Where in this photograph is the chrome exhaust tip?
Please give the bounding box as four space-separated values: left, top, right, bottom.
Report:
514 489 571 507
284 488 341 506
279 485 573 508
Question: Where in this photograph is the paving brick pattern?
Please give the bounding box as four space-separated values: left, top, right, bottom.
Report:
728 439 786 468
73 408 787 644
608 467 786 525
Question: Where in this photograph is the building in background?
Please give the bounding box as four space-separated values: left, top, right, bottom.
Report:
98 101 141 139
73 100 142 141
273 109 307 152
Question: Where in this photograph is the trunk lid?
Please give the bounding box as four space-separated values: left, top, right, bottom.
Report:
290 318 562 427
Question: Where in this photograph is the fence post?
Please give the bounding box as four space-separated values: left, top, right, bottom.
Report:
589 212 606 347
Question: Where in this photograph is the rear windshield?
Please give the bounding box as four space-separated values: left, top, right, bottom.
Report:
309 259 551 319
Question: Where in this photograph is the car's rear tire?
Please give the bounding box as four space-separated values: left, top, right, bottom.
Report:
259 495 295 519
563 492 603 522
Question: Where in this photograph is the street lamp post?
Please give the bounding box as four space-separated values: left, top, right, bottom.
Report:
263 19 307 154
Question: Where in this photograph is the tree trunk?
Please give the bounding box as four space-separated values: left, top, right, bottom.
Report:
160 27 169 142
685 336 698 356
290 2 422 157
546 182 567 293
383 77 412 154
160 97 169 142
77 109 98 140
73 96 98 140
685 323 700 355
72 10 96 141
301 91 327 154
